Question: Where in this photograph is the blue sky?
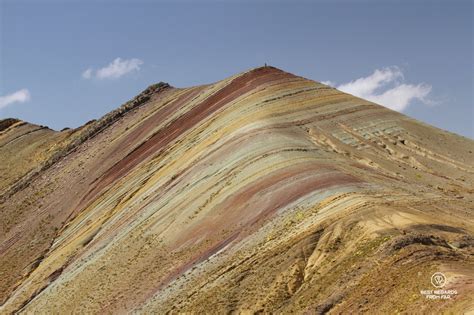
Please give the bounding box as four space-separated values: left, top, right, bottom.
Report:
1 0 472 138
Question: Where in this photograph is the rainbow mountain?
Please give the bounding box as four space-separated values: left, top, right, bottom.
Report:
0 67 473 313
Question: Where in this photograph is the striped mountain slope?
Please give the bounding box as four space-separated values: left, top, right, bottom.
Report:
0 67 473 313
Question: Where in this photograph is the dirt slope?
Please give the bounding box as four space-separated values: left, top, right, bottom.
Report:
0 67 473 314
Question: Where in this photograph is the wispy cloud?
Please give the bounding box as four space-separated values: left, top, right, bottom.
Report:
82 57 144 80
82 68 93 79
321 80 336 87
323 67 432 112
0 89 31 109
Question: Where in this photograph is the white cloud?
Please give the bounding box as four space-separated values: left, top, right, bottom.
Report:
324 67 432 112
366 83 432 112
82 57 143 80
96 58 143 79
82 68 93 79
321 80 336 86
0 89 31 109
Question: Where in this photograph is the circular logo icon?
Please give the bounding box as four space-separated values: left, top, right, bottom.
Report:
431 272 447 288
